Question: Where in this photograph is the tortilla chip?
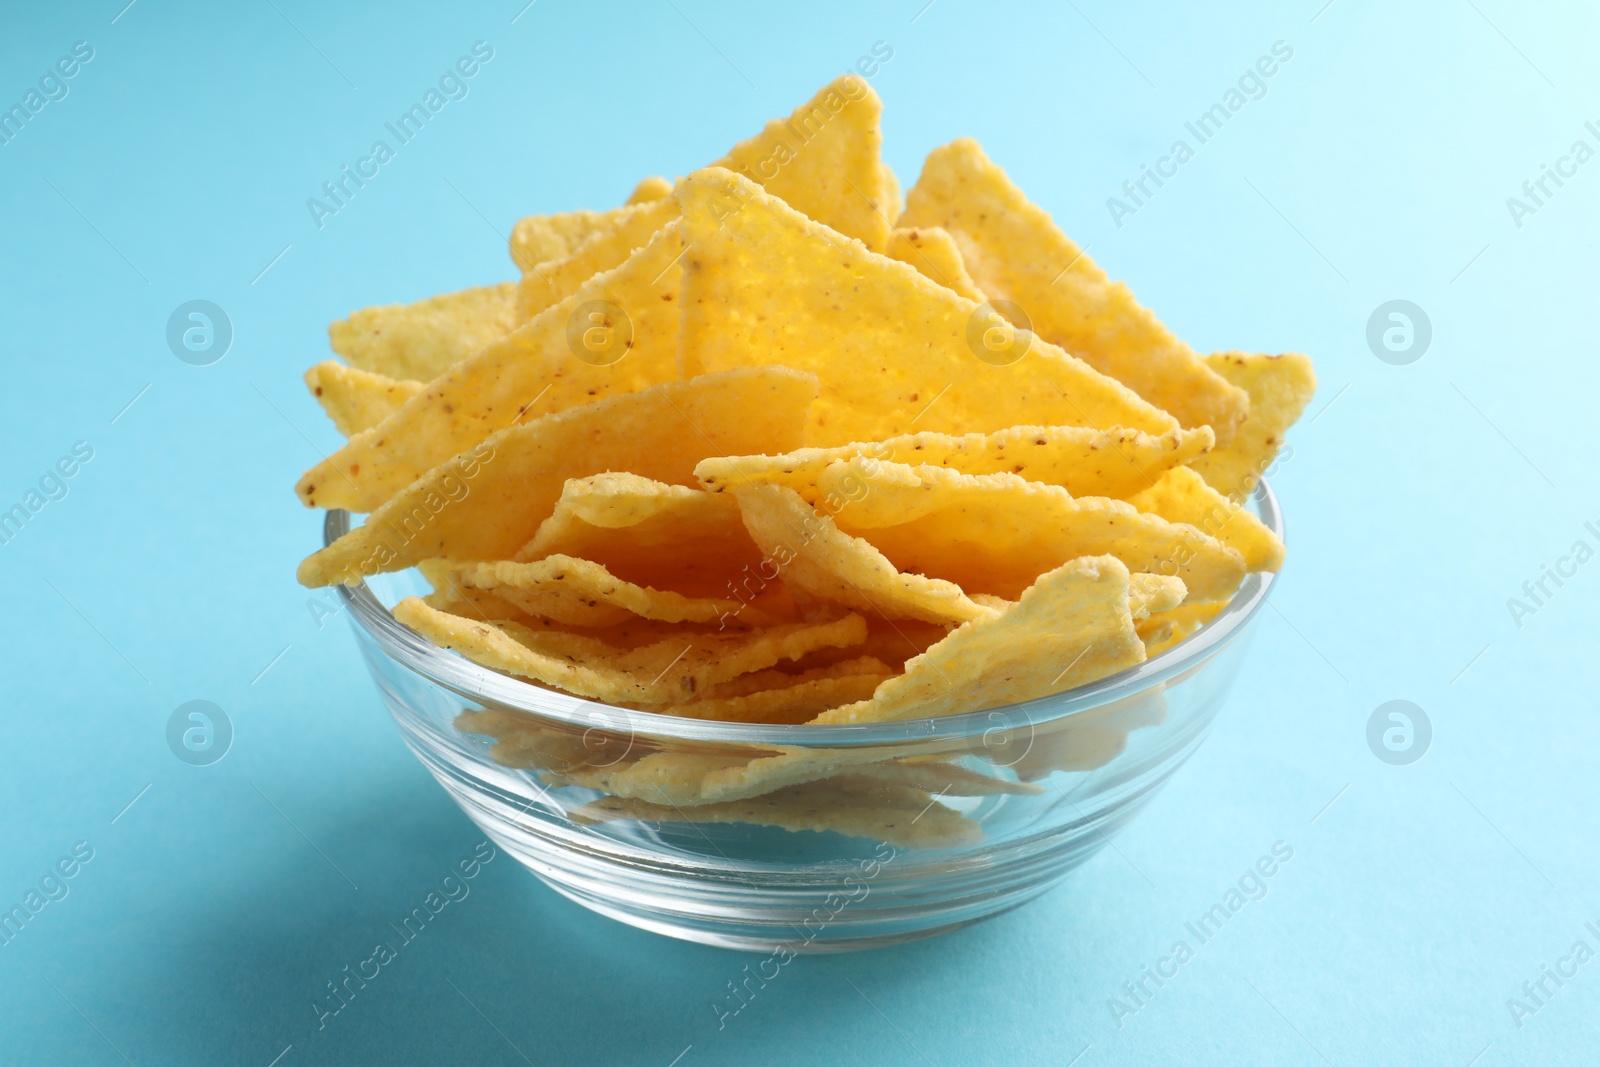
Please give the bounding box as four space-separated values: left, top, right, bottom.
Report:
881 161 903 222
818 460 1246 601
697 423 1212 502
1137 599 1228 657
676 167 1176 446
1188 352 1316 502
571 775 981 849
393 597 866 704
515 195 681 320
1128 466 1284 572
295 366 817 586
514 474 763 598
810 555 1149 724
713 74 891 250
701 655 892 699
304 361 424 437
657 671 890 724
446 556 758 627
329 281 523 384
899 139 1248 443
733 483 996 626
296 222 691 513
885 226 985 301
509 176 674 273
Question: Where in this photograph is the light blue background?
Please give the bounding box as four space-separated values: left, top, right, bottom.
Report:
2 1 1595 1063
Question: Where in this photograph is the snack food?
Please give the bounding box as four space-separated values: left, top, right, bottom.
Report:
295 75 1312 847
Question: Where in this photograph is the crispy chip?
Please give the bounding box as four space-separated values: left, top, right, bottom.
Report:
881 161 903 222
394 597 866 704
696 423 1213 502
1137 599 1228 657
296 222 691 513
515 474 763 598
657 671 890 724
1128 466 1284 572
733 483 996 626
1187 352 1316 502
1128 573 1188 619
329 282 523 384
810 555 1149 724
304 361 424 437
677 168 1177 446
899 139 1248 443
818 461 1246 601
508 176 673 273
515 195 680 319
885 226 985 300
571 776 981 849
714 74 891 250
296 367 817 586
702 655 892 699
446 556 756 627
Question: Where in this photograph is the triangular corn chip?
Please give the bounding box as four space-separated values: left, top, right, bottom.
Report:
818 460 1246 601
329 281 523 383
515 195 680 319
509 175 673 272
899 139 1249 443
810 555 1149 724
571 776 981 849
676 167 1177 446
659 671 891 724
1128 466 1284 572
295 367 817 586
696 423 1213 502
296 222 690 512
393 597 865 704
714 74 891 250
733 483 996 626
443 556 759 628
885 226 985 300
1187 352 1316 502
304 361 423 437
514 474 763 598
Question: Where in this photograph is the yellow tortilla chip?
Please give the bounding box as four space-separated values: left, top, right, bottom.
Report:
508 176 673 273
296 222 690 513
1188 352 1316 502
329 281 523 384
515 195 680 319
811 555 1150 724
1128 466 1284 572
881 161 903 222
696 423 1212 502
899 139 1248 443
714 74 891 250
304 361 424 437
515 474 763 598
1136 599 1228 657
445 556 757 628
571 776 981 849
885 226 985 301
393 597 866 704
818 461 1246 602
701 655 892 700
657 671 890 724
676 168 1177 446
295 366 817 586
733 483 996 626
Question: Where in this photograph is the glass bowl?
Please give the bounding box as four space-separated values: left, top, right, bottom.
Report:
328 480 1282 953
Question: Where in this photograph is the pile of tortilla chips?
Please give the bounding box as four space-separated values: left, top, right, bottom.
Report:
294 76 1313 847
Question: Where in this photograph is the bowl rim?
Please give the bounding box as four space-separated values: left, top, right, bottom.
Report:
327 478 1282 748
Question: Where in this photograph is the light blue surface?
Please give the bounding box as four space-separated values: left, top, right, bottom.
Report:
2 1 1596 1063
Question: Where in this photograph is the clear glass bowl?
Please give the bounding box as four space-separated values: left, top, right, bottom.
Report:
329 481 1282 953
